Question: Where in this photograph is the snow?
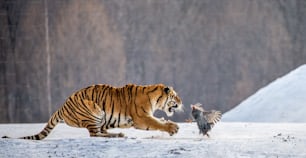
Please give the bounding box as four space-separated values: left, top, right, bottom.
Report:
1 122 306 158
223 65 306 122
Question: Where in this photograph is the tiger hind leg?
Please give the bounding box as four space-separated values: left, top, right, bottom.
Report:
74 100 113 137
78 100 125 138
83 118 124 137
94 117 134 138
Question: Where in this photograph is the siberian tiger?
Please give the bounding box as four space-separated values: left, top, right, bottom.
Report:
2 84 183 140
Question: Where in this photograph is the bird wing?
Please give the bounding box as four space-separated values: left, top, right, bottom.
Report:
203 110 222 125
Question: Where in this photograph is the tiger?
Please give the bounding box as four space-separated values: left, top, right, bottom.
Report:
2 84 183 140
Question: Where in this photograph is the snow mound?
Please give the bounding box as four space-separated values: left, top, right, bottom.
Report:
223 65 306 122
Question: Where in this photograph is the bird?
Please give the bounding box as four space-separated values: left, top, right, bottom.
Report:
191 103 222 137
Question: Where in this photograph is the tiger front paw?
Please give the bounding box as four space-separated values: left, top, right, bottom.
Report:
164 121 179 136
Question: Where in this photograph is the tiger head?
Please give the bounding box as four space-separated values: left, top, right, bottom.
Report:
161 86 183 117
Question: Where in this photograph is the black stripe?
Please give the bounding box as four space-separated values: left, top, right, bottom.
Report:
86 124 99 129
117 113 121 127
102 91 111 130
122 88 128 120
58 108 64 120
56 110 62 121
148 94 154 112
110 119 116 128
87 127 99 132
90 87 94 102
96 85 104 104
78 99 97 115
142 87 146 94
63 102 73 114
156 95 163 104
99 86 108 101
61 105 79 125
73 107 96 120
101 102 107 129
125 105 128 120
41 131 48 137
45 126 52 131
141 106 148 114
81 91 86 100
134 87 141 117
128 86 133 103
62 112 78 125
49 117 55 127
100 87 110 112
50 118 56 127
105 102 115 128
102 101 106 111
147 86 158 94
73 104 101 121
100 86 108 103
117 89 122 127
162 97 169 109
95 86 99 104
68 97 77 106
83 86 92 96
51 113 59 125
64 102 78 118
109 89 113 104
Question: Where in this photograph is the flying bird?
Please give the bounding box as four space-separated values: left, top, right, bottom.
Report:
191 103 222 137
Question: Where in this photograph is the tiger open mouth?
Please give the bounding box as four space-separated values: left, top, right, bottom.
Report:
165 102 181 117
168 104 178 113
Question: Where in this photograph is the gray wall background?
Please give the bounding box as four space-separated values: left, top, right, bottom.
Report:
1 0 306 123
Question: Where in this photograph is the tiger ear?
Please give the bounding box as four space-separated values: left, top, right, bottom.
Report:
164 87 170 94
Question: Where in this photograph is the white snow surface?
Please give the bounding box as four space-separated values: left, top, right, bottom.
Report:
1 123 306 158
223 65 306 122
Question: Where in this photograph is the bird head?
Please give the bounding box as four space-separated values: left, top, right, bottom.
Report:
191 103 204 119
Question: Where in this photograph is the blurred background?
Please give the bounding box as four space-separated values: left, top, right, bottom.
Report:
1 0 306 123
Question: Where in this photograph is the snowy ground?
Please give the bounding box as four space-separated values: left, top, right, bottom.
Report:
1 122 306 158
